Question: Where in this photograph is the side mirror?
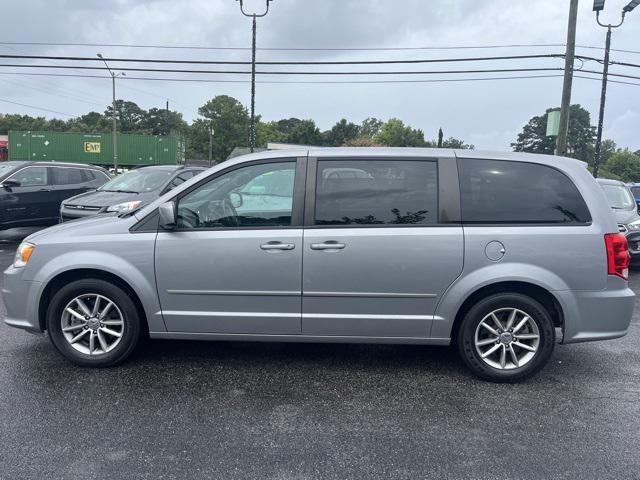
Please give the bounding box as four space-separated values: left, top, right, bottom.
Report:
158 201 177 230
2 180 20 190
230 192 243 209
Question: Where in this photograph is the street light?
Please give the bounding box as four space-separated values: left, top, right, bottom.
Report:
97 53 126 173
236 0 274 153
592 0 637 178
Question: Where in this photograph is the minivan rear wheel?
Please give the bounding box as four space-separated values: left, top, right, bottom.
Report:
47 278 141 367
457 293 555 383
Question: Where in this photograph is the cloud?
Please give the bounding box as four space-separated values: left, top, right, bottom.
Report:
0 0 638 151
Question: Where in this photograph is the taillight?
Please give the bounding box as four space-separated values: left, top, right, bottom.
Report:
605 233 630 280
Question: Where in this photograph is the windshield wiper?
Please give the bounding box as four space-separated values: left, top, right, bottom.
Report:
99 189 140 194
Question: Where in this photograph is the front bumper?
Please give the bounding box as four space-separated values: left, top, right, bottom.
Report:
2 265 42 333
59 206 104 222
625 231 640 262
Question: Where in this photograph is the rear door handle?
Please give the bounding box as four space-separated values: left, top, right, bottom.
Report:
260 241 295 251
310 241 346 251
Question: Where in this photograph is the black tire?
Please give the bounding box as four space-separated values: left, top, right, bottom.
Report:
46 278 142 367
457 293 555 383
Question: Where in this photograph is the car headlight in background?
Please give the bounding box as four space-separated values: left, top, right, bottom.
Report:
627 219 640 232
106 201 142 213
13 242 35 268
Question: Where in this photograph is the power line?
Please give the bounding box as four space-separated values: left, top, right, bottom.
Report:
0 71 566 84
0 53 567 65
0 63 565 76
0 97 76 116
0 77 105 107
0 40 638 55
1 69 639 86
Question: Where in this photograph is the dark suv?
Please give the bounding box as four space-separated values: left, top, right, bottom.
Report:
60 165 206 221
0 161 110 230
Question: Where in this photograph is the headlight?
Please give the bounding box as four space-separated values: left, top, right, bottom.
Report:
627 219 640 231
106 201 142 213
14 242 35 268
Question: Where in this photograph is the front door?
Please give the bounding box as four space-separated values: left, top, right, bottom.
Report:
155 158 305 334
1 166 55 227
302 157 464 338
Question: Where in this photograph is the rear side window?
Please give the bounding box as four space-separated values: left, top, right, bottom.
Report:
53 167 84 185
458 158 591 224
314 160 438 225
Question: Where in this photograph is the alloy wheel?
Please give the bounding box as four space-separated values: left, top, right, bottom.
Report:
474 307 540 370
60 294 125 356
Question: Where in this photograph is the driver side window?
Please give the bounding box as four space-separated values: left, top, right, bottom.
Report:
176 161 296 229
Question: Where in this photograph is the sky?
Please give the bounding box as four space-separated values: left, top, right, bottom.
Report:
0 0 639 151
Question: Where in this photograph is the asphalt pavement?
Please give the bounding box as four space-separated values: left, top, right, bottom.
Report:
0 227 639 480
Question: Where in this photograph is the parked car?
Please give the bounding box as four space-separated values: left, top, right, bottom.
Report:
597 178 640 263
0 161 110 230
59 165 206 221
628 183 640 209
3 149 634 382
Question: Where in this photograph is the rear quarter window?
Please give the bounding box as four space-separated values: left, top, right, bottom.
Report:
458 158 591 224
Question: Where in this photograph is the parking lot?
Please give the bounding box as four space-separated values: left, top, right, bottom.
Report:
0 228 639 480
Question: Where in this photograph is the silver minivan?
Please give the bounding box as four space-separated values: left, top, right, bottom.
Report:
2 148 635 382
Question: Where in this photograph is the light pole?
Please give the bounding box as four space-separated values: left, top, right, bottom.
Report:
97 53 126 173
208 124 214 167
592 0 638 178
236 0 274 153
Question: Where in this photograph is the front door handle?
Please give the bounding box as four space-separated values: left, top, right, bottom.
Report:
260 241 295 251
310 241 346 251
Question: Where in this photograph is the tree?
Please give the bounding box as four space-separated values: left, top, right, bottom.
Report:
67 111 110 133
426 137 474 149
606 149 640 182
0 114 50 134
512 105 596 163
143 108 188 136
197 95 250 160
374 118 426 147
601 139 618 164
324 119 360 146
343 137 383 147
360 117 384 138
256 120 287 147
105 100 146 133
286 119 323 145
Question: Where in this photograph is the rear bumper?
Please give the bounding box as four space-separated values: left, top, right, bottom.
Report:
2 265 42 333
557 282 635 344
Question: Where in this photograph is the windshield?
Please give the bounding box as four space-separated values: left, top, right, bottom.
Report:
99 169 174 193
630 186 640 198
0 162 24 178
601 184 636 210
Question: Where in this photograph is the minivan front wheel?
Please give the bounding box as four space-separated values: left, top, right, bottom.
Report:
47 279 141 367
457 293 555 382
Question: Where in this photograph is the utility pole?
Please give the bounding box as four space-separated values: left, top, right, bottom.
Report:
236 0 274 153
165 100 170 136
556 0 579 157
97 53 125 173
208 125 214 167
591 0 638 178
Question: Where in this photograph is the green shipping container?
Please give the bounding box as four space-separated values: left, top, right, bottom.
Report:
8 131 183 166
